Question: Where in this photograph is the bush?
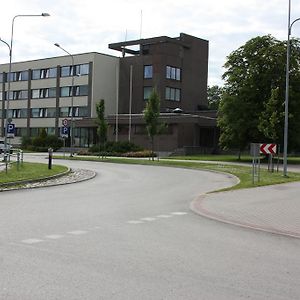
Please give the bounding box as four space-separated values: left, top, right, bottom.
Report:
88 141 143 154
21 134 63 152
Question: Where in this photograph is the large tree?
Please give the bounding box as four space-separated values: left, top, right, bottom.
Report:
218 35 300 153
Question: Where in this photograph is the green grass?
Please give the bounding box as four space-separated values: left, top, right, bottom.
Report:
168 154 300 164
55 155 300 191
0 162 68 185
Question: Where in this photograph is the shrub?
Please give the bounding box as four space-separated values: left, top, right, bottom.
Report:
21 135 63 152
88 141 143 154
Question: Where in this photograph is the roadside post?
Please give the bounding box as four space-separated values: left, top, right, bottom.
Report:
250 143 260 184
61 118 69 158
260 143 277 172
17 151 20 170
48 148 53 170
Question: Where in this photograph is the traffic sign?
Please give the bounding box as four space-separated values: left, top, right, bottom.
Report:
6 123 15 138
60 126 69 138
260 143 277 155
62 118 68 127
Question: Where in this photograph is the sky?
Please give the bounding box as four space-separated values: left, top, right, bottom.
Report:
0 0 300 86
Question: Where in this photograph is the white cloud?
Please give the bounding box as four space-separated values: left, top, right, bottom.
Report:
1 0 300 86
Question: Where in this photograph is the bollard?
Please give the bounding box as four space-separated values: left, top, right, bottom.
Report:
17 151 20 170
48 148 53 170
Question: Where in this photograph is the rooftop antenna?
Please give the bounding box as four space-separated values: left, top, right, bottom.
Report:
140 10 143 40
122 29 127 57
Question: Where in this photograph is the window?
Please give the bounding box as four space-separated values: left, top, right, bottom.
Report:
32 68 57 80
144 65 153 79
165 87 181 101
20 109 27 118
143 87 153 100
20 71 29 81
0 73 3 83
46 108 56 118
61 85 88 97
166 65 181 81
61 66 73 77
75 85 88 96
78 106 88 117
19 90 28 99
75 64 89 75
32 70 40 80
60 107 69 117
48 88 56 98
32 89 40 99
48 67 57 78
0 92 2 101
60 87 71 97
31 108 40 118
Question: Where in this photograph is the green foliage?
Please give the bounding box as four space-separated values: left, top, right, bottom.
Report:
207 85 223 110
143 89 163 159
95 99 108 146
21 132 63 152
219 35 300 152
88 141 143 154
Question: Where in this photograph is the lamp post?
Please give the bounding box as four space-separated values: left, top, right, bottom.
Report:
283 0 300 176
2 13 50 172
54 43 75 156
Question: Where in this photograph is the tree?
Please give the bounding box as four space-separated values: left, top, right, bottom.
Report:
95 99 108 157
207 85 223 110
143 89 161 160
219 35 300 154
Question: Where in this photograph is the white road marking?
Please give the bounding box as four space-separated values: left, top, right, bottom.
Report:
45 234 64 239
67 230 88 235
156 214 172 218
140 217 156 222
171 212 188 216
21 238 44 244
127 220 144 224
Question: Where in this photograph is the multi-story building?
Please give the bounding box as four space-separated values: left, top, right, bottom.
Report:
0 53 119 146
0 33 218 153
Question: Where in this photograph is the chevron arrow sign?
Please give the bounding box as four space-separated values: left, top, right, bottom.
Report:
260 143 277 155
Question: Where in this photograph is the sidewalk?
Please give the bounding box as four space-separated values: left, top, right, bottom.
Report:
191 180 300 239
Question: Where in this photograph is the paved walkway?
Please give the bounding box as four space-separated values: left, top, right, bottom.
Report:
191 179 300 239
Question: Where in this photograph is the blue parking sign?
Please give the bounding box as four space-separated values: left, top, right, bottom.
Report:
6 123 15 138
61 126 69 138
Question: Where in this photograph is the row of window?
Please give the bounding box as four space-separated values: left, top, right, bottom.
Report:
0 85 88 100
143 65 181 81
1 106 88 119
143 86 181 102
0 64 89 83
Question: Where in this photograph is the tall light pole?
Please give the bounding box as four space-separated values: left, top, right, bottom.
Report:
54 43 75 156
283 0 300 176
2 13 50 171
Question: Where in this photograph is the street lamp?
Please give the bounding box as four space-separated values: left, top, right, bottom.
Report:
283 0 300 176
54 43 75 156
2 13 50 172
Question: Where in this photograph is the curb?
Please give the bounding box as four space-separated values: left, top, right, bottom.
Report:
0 167 71 189
0 168 96 192
190 194 300 240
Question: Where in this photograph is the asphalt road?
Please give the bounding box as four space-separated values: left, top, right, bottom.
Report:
0 156 300 299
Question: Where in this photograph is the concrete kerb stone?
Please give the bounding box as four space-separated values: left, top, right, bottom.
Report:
0 167 97 192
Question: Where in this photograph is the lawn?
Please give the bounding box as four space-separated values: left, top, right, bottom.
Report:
0 162 68 185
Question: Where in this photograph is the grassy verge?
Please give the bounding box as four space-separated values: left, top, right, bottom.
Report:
0 162 68 185
168 154 300 164
55 155 300 191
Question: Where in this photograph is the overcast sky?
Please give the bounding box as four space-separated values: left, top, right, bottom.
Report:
0 0 300 86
